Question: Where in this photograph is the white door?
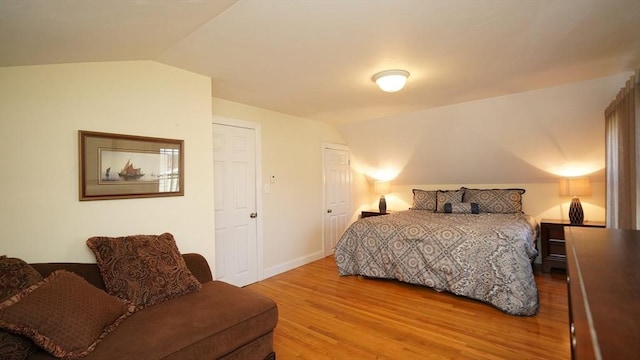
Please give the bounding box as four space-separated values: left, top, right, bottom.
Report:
213 123 258 287
324 145 351 256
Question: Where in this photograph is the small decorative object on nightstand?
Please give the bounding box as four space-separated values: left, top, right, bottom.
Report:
374 180 390 213
540 219 605 272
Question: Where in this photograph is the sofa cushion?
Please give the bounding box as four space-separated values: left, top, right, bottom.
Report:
0 256 44 360
86 233 202 309
29 254 212 290
28 263 106 290
54 281 278 360
0 270 134 359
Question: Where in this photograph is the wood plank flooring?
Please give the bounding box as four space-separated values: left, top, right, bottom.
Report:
246 256 570 360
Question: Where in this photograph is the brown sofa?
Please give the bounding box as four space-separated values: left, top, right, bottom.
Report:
27 253 278 360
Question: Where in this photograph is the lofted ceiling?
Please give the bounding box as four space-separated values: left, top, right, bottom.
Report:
1 0 638 125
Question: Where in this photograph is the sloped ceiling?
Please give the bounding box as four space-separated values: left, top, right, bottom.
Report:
338 73 628 184
1 0 638 125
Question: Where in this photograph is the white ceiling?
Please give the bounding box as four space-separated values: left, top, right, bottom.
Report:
1 0 638 125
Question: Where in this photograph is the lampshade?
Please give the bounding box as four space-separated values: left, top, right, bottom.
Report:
558 177 592 197
372 70 409 92
374 180 391 195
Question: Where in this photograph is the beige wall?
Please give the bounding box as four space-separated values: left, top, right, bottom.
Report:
0 61 215 264
211 98 348 275
339 73 630 186
0 59 618 277
341 74 629 230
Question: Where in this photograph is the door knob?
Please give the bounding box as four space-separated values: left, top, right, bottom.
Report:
327 209 332 213
250 213 257 218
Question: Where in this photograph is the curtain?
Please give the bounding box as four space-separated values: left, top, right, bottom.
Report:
605 70 639 229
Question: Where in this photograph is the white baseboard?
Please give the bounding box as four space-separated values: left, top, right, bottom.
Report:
261 250 325 280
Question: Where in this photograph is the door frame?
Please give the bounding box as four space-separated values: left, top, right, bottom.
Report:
322 142 352 256
212 115 264 282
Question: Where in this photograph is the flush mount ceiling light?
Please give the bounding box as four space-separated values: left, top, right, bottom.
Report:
372 69 410 92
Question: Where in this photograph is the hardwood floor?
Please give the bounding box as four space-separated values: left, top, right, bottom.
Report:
246 256 570 360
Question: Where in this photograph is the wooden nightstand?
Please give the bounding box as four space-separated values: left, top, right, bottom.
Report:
540 219 606 272
361 210 392 218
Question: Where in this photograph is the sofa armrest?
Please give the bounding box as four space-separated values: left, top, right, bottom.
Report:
183 253 213 283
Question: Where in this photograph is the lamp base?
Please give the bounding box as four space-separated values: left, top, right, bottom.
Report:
569 197 584 224
378 195 387 213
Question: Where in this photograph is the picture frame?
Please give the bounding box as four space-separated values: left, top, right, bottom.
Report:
79 131 184 200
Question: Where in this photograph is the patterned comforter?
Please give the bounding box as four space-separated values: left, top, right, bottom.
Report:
334 210 539 315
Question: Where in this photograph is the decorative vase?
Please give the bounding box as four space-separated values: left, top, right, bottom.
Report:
378 195 387 213
569 197 584 224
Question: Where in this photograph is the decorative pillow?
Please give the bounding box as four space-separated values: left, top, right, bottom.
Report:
412 189 437 211
0 270 134 359
0 256 44 360
443 202 479 214
0 331 35 360
461 187 525 213
0 256 43 302
86 233 202 309
436 190 464 213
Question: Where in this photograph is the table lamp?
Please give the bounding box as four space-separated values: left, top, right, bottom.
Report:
559 177 592 224
374 180 390 213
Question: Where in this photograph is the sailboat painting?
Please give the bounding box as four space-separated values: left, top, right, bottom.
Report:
99 149 163 183
118 159 145 180
80 130 183 200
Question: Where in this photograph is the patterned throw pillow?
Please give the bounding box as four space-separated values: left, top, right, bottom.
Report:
0 256 43 302
0 331 35 360
412 189 437 211
0 270 134 359
86 233 202 309
443 202 479 214
436 190 464 213
0 256 44 360
462 187 525 213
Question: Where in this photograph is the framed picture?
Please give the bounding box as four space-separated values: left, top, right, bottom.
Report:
79 131 184 200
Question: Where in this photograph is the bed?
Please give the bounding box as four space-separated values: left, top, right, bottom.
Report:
334 188 539 316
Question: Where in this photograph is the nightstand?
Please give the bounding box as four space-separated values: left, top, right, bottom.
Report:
540 219 606 272
361 210 392 218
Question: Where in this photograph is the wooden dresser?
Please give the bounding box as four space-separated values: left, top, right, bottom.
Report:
565 227 640 359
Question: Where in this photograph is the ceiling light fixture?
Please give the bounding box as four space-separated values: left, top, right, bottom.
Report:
372 69 410 92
